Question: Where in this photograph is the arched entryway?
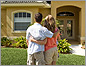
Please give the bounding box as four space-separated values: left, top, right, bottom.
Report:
56 6 81 42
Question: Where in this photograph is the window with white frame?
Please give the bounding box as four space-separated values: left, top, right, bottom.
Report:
14 12 31 31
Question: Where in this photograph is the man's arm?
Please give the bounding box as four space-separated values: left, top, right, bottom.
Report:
26 28 30 47
29 37 47 45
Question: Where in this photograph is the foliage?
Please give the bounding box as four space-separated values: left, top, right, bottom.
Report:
57 39 72 53
82 41 85 46
81 41 85 49
55 20 60 27
41 18 45 26
1 37 12 47
12 36 27 48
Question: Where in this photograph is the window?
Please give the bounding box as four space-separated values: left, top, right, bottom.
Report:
57 12 74 16
14 12 31 31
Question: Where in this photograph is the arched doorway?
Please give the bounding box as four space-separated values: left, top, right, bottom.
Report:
56 6 81 41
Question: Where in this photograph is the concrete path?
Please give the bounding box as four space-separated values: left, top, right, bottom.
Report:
69 45 85 56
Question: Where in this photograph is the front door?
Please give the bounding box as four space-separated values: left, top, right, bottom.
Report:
58 19 74 39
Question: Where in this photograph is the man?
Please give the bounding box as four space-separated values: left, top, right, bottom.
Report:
26 13 59 65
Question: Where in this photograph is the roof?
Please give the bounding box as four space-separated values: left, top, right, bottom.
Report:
1 1 51 8
1 1 47 4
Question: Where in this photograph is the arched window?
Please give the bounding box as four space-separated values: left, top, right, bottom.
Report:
14 12 31 31
57 12 74 16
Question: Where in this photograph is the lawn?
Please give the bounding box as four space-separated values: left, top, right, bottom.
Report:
1 48 85 65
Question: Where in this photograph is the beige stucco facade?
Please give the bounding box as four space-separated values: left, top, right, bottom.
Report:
1 1 85 43
1 9 7 36
1 6 51 38
51 1 85 43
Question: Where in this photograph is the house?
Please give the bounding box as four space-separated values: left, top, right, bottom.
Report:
1 1 85 44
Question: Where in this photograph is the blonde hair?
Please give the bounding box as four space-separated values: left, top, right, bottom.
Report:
43 15 56 33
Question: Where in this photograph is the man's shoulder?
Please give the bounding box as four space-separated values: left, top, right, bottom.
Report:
26 25 34 31
41 26 48 31
28 24 34 29
41 26 46 29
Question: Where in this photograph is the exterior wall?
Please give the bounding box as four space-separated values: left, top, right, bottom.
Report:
39 8 51 18
6 7 39 38
80 5 85 43
1 1 85 43
1 9 7 37
51 1 85 43
1 7 51 38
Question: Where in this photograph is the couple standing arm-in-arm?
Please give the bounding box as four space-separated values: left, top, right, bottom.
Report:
26 27 59 46
26 13 59 65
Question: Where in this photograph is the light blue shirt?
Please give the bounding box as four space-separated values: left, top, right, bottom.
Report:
26 23 53 54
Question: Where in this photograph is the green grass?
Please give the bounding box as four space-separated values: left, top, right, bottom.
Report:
56 54 85 65
1 48 85 65
1 48 27 65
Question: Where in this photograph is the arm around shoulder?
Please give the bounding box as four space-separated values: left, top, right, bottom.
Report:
30 37 47 45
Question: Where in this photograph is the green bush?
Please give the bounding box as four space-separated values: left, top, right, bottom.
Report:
12 36 27 48
55 20 60 27
41 18 45 26
1 37 12 47
57 39 72 53
82 41 85 46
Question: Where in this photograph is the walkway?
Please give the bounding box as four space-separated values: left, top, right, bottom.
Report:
67 40 85 56
69 44 85 56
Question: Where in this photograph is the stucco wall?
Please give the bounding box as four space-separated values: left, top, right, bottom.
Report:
39 8 51 18
1 9 7 37
1 7 51 38
51 1 85 42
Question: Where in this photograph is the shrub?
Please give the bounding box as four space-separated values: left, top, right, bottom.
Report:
12 36 27 48
57 39 72 53
81 41 85 49
1 37 12 47
41 18 45 26
55 20 60 27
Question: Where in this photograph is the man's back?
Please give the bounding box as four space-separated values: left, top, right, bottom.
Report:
26 23 53 54
28 23 46 40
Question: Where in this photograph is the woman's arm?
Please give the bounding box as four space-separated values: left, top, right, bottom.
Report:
52 29 60 38
29 37 47 45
